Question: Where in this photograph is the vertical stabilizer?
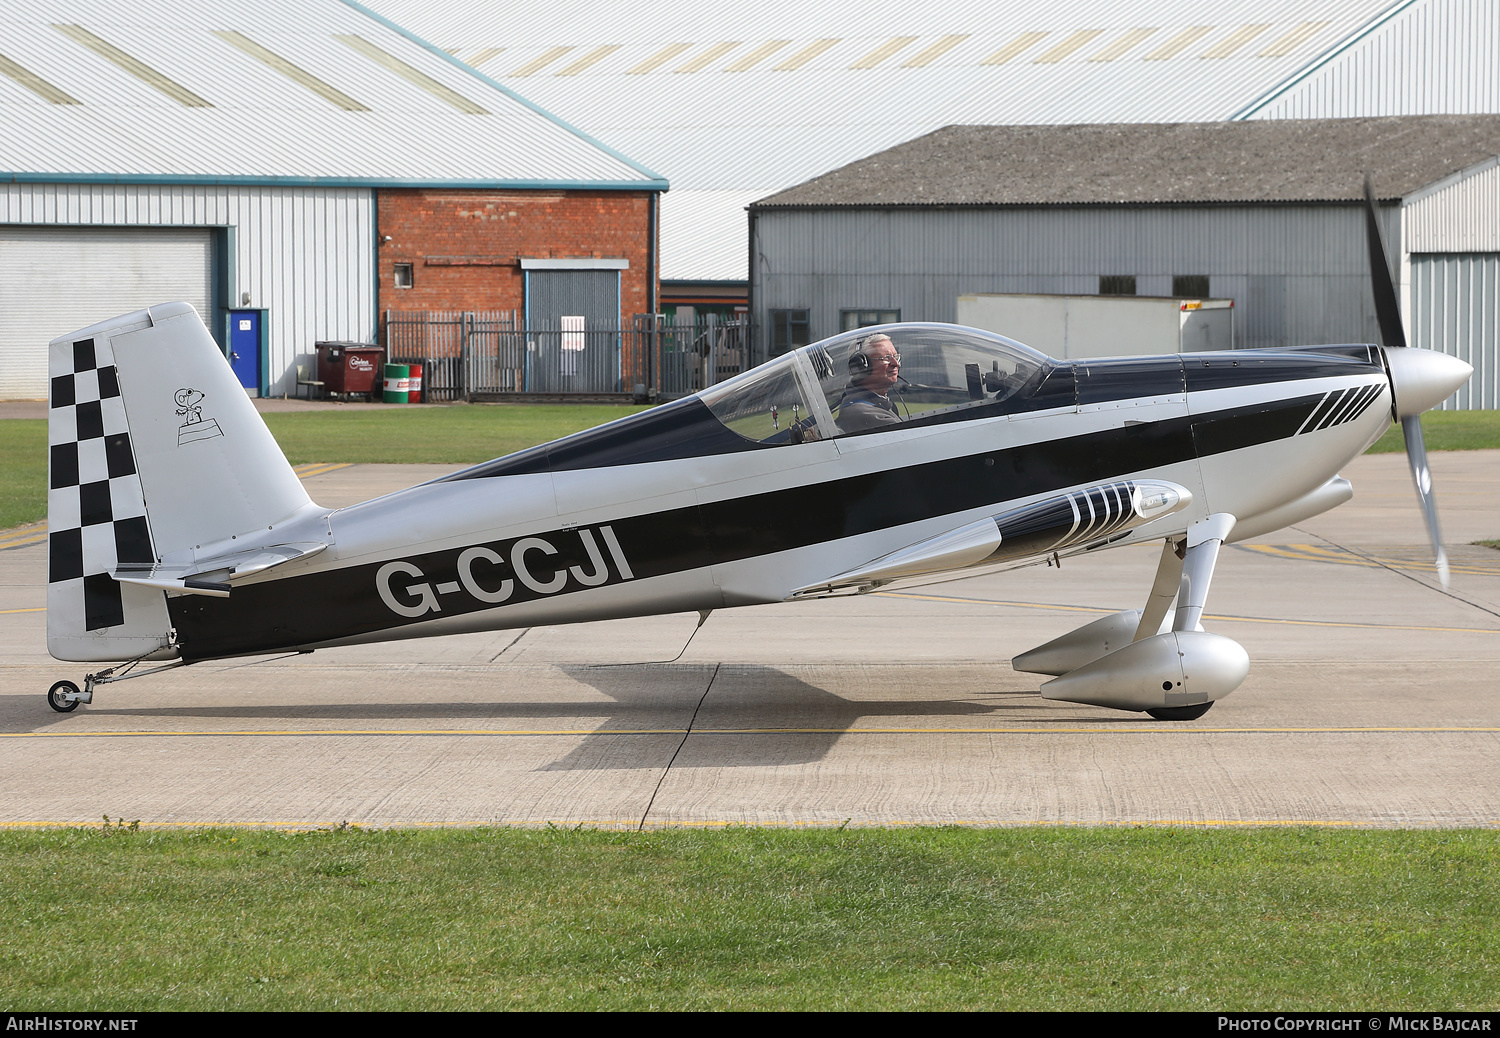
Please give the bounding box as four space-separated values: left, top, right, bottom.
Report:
47 303 316 662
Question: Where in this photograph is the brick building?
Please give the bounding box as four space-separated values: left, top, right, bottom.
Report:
0 0 665 399
378 189 656 320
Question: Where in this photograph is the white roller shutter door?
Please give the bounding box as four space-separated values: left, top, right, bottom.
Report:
0 226 213 399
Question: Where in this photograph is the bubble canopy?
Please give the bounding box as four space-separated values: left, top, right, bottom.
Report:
701 324 1056 444
440 324 1070 480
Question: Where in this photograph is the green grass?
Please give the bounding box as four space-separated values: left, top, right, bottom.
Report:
2 825 1496 1010
260 404 649 465
1365 410 1500 453
0 418 46 530
0 406 645 529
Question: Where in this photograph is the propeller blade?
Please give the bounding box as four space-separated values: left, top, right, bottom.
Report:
1368 173 1450 583
1401 414 1450 588
1364 173 1407 350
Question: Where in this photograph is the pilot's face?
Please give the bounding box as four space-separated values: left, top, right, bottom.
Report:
862 339 900 393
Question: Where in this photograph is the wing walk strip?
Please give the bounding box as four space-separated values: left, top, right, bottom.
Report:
0 463 350 552
5 726 1499 739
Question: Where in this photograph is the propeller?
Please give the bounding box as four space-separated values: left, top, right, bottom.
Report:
1363 173 1450 587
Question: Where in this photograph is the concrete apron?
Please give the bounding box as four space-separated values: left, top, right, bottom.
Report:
1 451 1497 829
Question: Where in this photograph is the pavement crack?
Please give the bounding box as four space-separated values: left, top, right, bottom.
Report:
490 629 531 663
637 662 720 831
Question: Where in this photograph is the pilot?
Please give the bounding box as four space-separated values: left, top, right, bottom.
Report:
836 334 903 433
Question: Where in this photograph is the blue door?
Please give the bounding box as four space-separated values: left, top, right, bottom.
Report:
228 309 261 392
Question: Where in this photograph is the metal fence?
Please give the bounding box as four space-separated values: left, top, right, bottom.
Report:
384 310 751 401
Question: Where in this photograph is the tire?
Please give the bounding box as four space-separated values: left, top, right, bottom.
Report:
1146 702 1213 721
48 680 82 713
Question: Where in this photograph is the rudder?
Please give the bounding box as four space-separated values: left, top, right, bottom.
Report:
47 303 319 662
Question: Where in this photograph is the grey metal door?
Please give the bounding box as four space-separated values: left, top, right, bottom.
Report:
524 270 621 392
1410 253 1500 410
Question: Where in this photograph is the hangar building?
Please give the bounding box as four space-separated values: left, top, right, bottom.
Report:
363 0 1500 305
0 0 665 399
748 117 1500 408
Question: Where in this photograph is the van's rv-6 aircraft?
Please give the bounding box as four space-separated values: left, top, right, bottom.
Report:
43 182 1472 720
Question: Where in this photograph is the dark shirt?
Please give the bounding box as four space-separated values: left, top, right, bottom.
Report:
836 385 901 433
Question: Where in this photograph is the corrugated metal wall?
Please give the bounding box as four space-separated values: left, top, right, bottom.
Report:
1405 159 1500 252
1411 253 1500 409
1243 0 1500 119
0 182 374 398
755 204 1397 354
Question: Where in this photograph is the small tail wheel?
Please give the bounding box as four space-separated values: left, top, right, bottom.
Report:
47 680 82 713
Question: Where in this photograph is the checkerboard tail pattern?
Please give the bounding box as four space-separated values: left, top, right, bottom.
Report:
48 336 155 632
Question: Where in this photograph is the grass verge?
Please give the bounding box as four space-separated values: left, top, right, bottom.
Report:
1365 410 1500 453
2 825 1496 1010
260 404 649 465
0 418 46 529
0 406 645 529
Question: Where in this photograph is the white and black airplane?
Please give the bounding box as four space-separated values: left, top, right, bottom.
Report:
42 182 1471 720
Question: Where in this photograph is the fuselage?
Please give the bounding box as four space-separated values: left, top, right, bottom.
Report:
164 329 1394 663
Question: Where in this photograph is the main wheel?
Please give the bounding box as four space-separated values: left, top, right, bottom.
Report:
47 680 82 713
1146 702 1214 721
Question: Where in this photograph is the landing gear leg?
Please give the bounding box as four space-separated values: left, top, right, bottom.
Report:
46 655 188 712
1144 513 1238 721
1171 513 1236 633
1134 537 1185 641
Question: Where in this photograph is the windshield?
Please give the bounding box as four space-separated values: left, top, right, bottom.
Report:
702 324 1053 444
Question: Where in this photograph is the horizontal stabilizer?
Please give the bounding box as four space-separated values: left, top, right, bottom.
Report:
792 480 1191 598
114 542 328 597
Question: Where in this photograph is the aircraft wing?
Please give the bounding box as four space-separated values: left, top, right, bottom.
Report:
791 480 1191 599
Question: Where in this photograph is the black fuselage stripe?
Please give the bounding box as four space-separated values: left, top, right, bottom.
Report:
1301 390 1340 433
1346 384 1384 424
1315 387 1354 431
1321 386 1366 430
168 390 1347 660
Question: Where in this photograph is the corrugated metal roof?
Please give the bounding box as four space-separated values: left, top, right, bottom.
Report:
1237 0 1500 119
751 117 1500 207
0 0 664 188
360 0 1497 280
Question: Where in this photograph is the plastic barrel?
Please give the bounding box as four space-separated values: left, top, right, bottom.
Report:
383 363 410 404
407 362 423 404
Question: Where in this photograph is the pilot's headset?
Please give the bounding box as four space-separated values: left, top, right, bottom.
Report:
847 335 879 378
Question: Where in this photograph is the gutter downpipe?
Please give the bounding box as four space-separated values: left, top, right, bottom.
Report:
747 204 759 366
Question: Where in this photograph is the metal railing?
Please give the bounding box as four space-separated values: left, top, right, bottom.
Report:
384 310 752 401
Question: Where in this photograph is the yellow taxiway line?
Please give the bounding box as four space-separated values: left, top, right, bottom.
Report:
292 462 353 479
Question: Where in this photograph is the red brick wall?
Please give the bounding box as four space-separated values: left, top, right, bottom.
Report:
377 189 655 318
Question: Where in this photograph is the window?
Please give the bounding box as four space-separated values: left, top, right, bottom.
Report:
769 308 810 356
1173 274 1211 298
393 263 414 289
839 308 900 332
1099 276 1136 296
